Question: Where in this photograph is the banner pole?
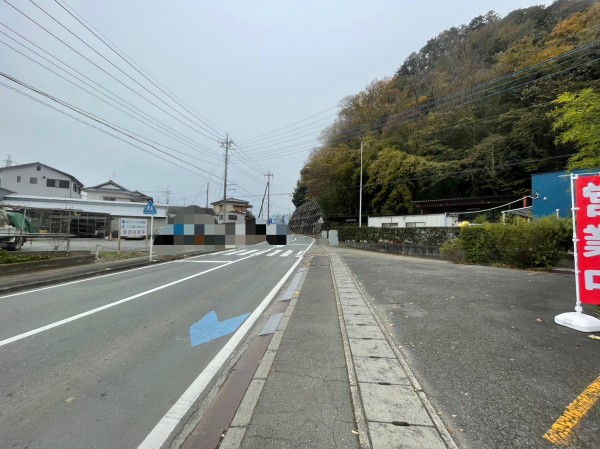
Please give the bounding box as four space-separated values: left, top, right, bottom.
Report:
554 173 600 332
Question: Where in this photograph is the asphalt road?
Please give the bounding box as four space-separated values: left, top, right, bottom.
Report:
0 237 313 449
335 246 599 449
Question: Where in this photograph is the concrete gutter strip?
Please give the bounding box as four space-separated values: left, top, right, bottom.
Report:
329 252 458 449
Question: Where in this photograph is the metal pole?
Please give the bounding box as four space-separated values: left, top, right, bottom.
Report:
570 174 582 314
359 140 363 228
149 215 154 262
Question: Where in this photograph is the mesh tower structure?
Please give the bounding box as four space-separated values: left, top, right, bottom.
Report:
288 201 323 235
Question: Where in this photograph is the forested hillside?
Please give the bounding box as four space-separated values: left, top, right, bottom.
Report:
294 0 600 218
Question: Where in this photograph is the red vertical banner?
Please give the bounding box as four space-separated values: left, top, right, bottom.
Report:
575 175 600 304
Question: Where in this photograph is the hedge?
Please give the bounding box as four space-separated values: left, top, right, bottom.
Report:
335 226 460 246
442 217 572 268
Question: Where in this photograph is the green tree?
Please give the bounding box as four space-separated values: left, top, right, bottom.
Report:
292 180 308 208
550 88 600 169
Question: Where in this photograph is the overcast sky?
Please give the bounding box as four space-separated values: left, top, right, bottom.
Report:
0 0 553 215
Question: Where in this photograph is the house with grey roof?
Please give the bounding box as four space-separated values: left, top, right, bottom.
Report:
0 162 83 198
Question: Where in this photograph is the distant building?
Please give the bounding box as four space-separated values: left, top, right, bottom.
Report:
368 213 458 228
83 180 152 203
211 198 253 224
167 205 216 225
0 162 83 198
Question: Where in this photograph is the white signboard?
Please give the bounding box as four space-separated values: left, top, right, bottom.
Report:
120 218 147 238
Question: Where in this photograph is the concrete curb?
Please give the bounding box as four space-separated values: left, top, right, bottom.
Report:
328 251 458 449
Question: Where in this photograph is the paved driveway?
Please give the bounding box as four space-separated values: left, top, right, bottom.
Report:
334 246 599 449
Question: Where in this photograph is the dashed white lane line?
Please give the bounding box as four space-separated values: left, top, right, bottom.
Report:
280 250 293 257
266 250 283 257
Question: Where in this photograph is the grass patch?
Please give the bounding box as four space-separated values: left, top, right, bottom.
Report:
96 251 148 262
0 250 51 264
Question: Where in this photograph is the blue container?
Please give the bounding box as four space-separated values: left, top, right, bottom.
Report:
532 169 599 218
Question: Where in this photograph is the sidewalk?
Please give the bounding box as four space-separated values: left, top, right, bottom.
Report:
182 247 457 449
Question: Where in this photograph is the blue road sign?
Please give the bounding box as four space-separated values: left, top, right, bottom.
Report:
189 311 250 347
143 200 157 215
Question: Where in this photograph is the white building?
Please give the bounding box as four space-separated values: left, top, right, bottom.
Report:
83 180 152 203
0 162 83 198
368 213 458 228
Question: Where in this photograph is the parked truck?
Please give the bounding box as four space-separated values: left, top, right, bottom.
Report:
0 208 36 251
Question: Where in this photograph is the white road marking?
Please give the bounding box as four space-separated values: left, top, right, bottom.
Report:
296 250 306 258
221 250 244 256
237 249 259 255
254 249 273 256
175 260 230 264
0 253 258 348
266 250 282 257
280 250 293 257
137 237 315 449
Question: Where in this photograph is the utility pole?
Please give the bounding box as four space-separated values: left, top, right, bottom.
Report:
206 182 209 208
359 140 363 228
220 134 233 223
266 171 273 223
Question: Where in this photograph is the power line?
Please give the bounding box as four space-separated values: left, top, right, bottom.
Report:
54 0 225 140
233 39 600 162
0 23 221 160
0 36 223 167
0 79 223 183
0 71 224 183
28 0 223 141
3 0 222 143
242 43 600 162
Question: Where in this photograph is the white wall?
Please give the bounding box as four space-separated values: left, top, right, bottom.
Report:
368 213 457 228
0 165 81 198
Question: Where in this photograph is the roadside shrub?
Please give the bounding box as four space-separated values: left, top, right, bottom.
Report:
457 217 572 268
440 239 465 264
335 226 459 246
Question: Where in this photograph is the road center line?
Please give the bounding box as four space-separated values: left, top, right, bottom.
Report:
543 374 600 445
0 254 258 348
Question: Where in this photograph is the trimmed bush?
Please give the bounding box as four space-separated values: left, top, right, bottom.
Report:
335 226 459 246
457 218 571 268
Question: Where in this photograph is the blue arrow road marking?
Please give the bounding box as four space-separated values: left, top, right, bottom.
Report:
189 311 250 347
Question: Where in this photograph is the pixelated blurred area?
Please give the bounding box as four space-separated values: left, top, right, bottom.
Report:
153 219 288 257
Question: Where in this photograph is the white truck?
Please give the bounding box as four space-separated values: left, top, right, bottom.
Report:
0 208 28 251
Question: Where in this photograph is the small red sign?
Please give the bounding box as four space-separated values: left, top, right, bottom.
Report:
575 175 600 304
